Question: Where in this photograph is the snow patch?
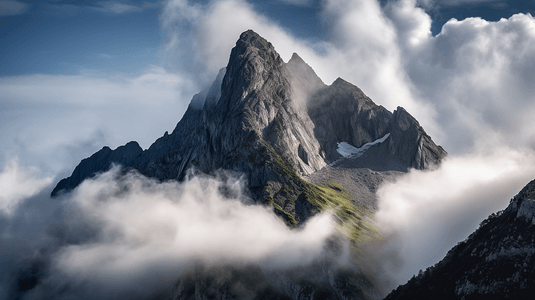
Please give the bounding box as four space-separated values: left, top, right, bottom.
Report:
336 133 390 158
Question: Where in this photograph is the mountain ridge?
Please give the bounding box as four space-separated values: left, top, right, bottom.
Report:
51 29 447 227
384 179 535 299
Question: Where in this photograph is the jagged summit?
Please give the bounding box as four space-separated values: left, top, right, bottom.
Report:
51 30 447 223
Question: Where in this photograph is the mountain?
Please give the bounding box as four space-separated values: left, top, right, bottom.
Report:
48 29 447 300
384 179 535 300
52 30 445 225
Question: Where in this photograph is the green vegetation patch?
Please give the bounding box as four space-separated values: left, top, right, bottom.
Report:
301 181 379 246
253 129 379 245
264 192 298 227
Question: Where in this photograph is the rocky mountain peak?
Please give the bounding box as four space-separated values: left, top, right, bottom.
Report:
388 106 446 169
392 106 416 131
218 29 287 112
52 30 446 227
286 52 325 110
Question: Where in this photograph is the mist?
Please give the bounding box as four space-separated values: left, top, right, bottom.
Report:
2 0 535 298
0 165 338 300
160 1 535 289
0 66 197 175
372 147 535 289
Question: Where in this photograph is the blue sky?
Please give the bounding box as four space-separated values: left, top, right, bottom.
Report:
3 1 535 296
2 0 534 76
1 0 162 76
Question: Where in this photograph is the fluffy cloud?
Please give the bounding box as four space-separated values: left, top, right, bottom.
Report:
0 66 196 175
384 0 535 153
374 147 535 287
371 0 535 287
161 0 439 137
161 0 535 155
3 168 334 299
0 159 52 217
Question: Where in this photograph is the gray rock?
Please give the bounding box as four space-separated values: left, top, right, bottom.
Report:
308 77 393 162
51 141 143 196
51 29 446 221
388 107 447 170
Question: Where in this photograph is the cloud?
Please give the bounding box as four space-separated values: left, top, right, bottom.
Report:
373 147 535 288
0 159 52 217
0 0 28 16
368 0 535 287
160 0 535 155
4 0 535 296
1 167 335 299
94 1 142 14
431 0 506 8
278 0 313 6
385 4 535 153
0 66 197 175
46 1 159 16
161 0 438 136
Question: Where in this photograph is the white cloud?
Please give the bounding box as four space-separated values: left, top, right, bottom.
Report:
396 12 535 153
95 1 142 14
15 168 334 299
436 0 506 8
93 1 161 14
0 66 197 175
278 0 312 6
161 0 439 136
0 0 28 16
0 159 52 217
374 147 535 287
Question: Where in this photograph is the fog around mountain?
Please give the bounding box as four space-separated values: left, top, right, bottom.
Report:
2 0 535 299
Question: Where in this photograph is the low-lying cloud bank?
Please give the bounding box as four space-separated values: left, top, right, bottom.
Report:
0 165 335 300
0 66 196 175
373 147 535 288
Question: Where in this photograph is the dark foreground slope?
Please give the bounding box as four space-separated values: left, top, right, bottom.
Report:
385 179 535 300
51 30 446 227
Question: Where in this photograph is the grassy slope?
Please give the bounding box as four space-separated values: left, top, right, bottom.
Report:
257 133 379 246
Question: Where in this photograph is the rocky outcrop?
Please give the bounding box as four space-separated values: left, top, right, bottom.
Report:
388 107 447 170
51 141 142 196
308 78 393 162
385 179 535 300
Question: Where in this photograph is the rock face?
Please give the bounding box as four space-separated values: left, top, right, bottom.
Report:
51 141 142 196
388 107 446 170
51 29 447 222
48 29 449 300
308 78 393 162
384 179 535 300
